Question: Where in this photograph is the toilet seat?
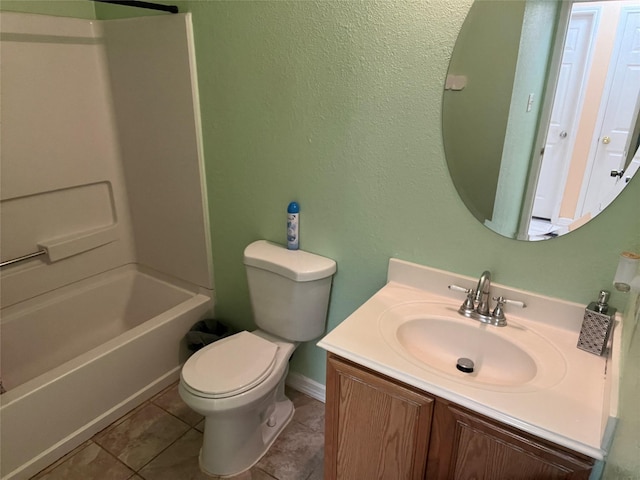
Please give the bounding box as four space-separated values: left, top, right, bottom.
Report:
181 331 279 399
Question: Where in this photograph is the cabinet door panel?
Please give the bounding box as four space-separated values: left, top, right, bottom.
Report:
325 354 434 480
427 400 594 480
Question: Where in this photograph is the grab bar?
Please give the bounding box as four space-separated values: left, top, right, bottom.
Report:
0 249 47 268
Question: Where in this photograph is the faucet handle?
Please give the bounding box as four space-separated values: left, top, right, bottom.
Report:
491 296 526 324
492 296 526 309
449 285 475 316
448 284 472 294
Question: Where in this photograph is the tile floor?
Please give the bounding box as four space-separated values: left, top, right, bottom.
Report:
31 382 325 480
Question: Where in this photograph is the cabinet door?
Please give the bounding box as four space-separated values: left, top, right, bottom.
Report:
324 354 434 480
426 399 594 479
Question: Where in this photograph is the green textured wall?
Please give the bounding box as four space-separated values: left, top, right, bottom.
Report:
0 0 95 18
189 0 475 381
182 0 639 384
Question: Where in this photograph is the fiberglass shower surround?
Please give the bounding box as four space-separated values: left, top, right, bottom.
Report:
0 11 212 480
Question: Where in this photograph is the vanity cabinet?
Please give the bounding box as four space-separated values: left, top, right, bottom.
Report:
324 354 434 480
324 354 594 480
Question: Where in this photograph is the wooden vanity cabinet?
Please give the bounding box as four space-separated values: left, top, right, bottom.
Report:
324 353 594 480
324 354 435 480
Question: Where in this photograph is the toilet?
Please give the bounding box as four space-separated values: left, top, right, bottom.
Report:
179 240 336 477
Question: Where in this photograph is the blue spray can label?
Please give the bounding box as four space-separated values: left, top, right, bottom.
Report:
287 201 300 250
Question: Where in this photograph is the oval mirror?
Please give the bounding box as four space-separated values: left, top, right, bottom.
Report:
443 0 640 241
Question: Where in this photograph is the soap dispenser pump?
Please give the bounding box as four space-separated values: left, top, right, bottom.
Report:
577 290 616 356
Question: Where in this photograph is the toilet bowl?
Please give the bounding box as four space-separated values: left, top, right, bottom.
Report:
179 240 336 477
179 330 296 476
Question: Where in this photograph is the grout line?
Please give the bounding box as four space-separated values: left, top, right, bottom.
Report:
254 466 279 480
149 397 203 428
92 440 136 478
131 424 196 476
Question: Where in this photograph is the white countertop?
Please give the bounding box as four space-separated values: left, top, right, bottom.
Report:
318 259 621 460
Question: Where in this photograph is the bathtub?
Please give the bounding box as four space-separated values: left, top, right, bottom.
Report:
0 264 213 480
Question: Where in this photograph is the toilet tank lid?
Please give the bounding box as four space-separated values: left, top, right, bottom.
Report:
244 240 336 282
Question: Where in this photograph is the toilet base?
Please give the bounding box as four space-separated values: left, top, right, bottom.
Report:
198 391 294 477
179 331 299 477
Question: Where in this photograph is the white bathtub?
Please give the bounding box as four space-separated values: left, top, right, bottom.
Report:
0 265 213 480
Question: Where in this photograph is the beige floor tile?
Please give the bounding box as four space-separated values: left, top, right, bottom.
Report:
210 468 277 480
243 468 279 480
138 429 277 480
306 463 324 480
194 419 205 432
32 442 133 480
137 430 209 480
287 389 325 433
152 382 203 426
256 420 324 480
94 403 190 471
33 389 325 480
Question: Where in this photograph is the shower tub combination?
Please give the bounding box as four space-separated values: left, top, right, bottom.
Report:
1 9 213 479
0 265 212 480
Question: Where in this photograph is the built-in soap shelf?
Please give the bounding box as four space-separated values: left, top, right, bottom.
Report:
1 225 119 268
37 225 118 262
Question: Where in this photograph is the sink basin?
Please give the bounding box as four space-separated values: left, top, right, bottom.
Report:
396 318 537 386
379 302 566 392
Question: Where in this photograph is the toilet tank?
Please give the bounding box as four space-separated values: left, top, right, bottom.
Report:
243 240 336 341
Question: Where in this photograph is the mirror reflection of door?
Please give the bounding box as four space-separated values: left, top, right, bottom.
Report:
530 0 640 239
531 8 596 223
580 6 640 216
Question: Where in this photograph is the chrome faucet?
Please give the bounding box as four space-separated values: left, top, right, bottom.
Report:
474 270 492 317
448 270 526 327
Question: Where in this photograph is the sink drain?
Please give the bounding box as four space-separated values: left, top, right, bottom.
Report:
456 357 474 373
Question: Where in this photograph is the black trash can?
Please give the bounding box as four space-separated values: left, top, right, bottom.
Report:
185 319 238 352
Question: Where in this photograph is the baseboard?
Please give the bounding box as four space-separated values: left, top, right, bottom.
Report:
286 371 326 403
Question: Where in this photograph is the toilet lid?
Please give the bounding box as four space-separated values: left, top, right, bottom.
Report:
182 331 279 398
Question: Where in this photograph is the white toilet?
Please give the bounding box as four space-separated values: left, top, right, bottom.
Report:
179 240 336 477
